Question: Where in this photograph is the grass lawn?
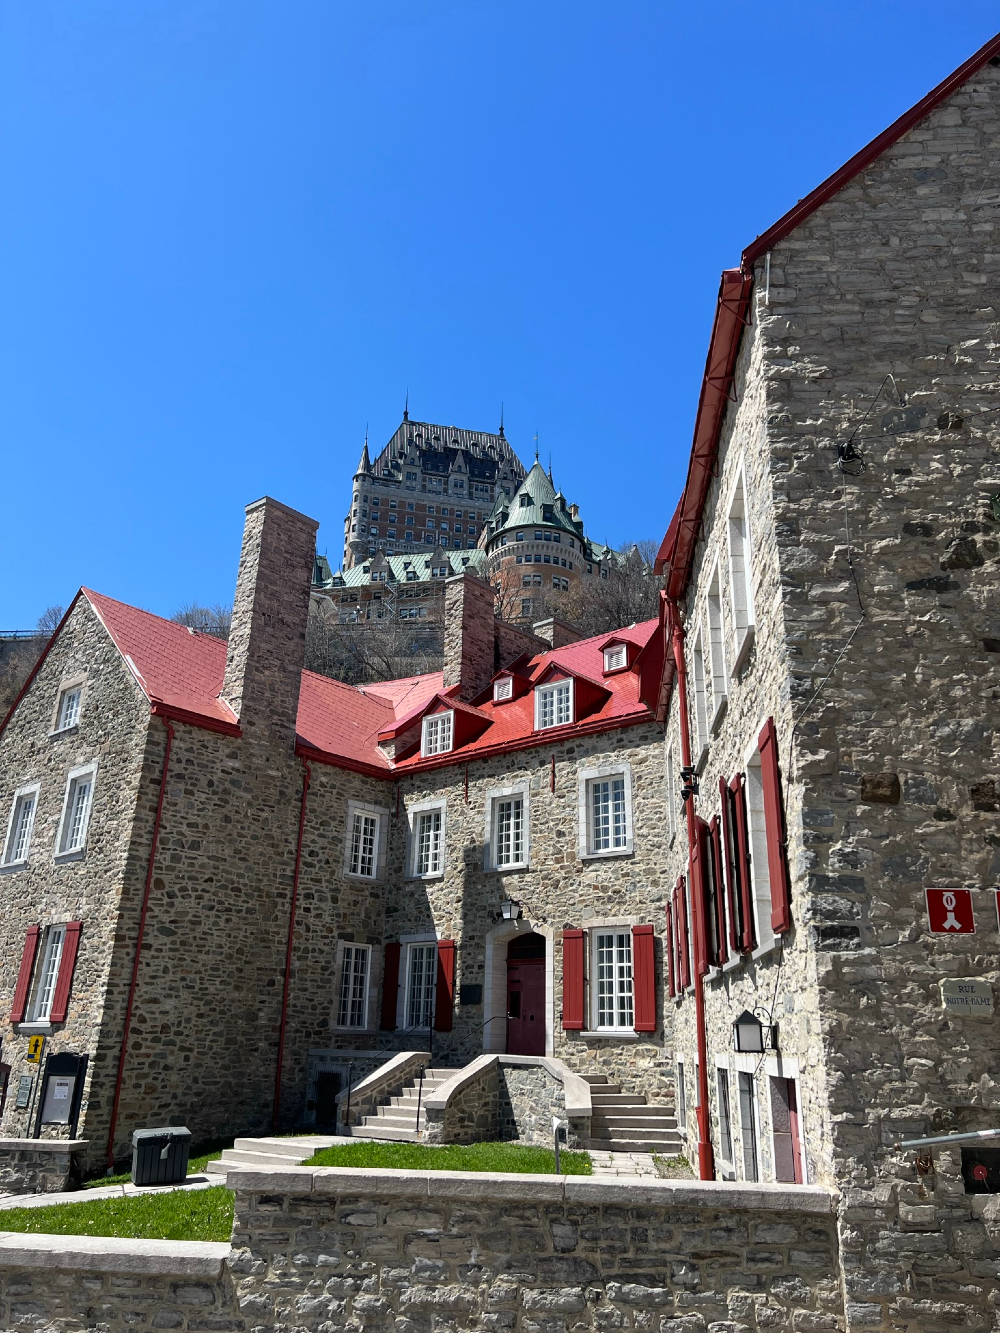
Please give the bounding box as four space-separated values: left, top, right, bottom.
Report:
0 1185 234 1242
84 1144 229 1189
304 1140 592 1174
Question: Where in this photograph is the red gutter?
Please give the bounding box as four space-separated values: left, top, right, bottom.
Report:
150 702 241 737
106 717 174 1171
667 601 714 1182
273 757 311 1132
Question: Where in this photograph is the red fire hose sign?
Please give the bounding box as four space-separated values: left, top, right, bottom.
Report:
925 888 975 934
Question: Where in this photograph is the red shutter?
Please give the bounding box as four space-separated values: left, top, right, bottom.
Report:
10 925 40 1023
677 878 691 990
380 942 400 1030
731 774 756 952
709 817 728 968
562 929 585 1029
632 924 656 1032
665 901 676 999
49 920 82 1024
690 825 710 978
434 939 456 1032
719 776 740 954
759 717 792 935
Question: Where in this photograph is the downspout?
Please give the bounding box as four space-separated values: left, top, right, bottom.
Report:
106 716 174 1172
668 601 715 1181
273 757 311 1131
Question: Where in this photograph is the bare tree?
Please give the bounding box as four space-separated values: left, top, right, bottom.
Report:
36 605 65 637
305 596 442 685
562 541 662 638
171 602 232 639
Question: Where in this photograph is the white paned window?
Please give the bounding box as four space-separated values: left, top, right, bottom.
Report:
493 796 525 868
55 687 82 732
337 944 371 1028
603 644 626 673
727 471 755 669
582 769 632 857
3 787 39 865
348 811 379 879
676 1062 687 1130
717 1067 734 1168
405 943 436 1028
30 925 66 1022
422 711 454 756
535 679 573 730
738 1071 760 1182
745 751 774 953
691 633 709 760
56 766 96 857
665 745 678 839
494 676 513 702
414 808 443 877
594 930 634 1029
706 567 728 727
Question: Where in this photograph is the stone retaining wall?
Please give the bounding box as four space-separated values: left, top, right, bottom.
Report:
0 1138 88 1195
424 1056 589 1147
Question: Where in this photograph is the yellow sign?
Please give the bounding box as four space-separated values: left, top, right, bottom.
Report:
25 1035 45 1065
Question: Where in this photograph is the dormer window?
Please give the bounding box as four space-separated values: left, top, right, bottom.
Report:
422 711 454 757
535 680 573 730
494 676 513 703
603 645 627 673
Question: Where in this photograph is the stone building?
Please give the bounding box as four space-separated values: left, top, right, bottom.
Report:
655 32 1000 1333
0 492 676 1173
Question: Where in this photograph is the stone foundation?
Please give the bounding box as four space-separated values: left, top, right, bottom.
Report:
424 1055 592 1147
0 1138 88 1195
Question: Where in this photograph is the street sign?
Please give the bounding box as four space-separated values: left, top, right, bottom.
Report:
25 1035 45 1064
15 1075 32 1109
926 888 975 934
940 979 994 1015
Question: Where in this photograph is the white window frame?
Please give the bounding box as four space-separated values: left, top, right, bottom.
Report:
744 743 775 955
51 678 86 735
676 1060 687 1131
2 782 40 868
54 761 98 861
591 927 635 1031
484 781 530 872
421 710 454 757
343 800 389 881
406 799 446 879
403 939 437 1031
578 763 633 859
691 630 709 768
494 676 513 702
603 643 627 673
715 1060 736 1180
534 678 574 731
705 565 728 730
737 1069 761 1183
335 941 372 1030
29 924 67 1023
726 465 756 673
665 743 678 841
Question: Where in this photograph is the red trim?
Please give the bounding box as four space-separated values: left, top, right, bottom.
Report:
273 757 311 1131
434 939 456 1032
150 702 241 737
561 930 585 1029
759 717 792 935
49 920 82 1024
691 820 710 979
631 924 656 1032
381 943 401 1030
665 901 676 999
296 742 392 781
10 925 40 1023
0 596 82 742
719 775 740 956
742 32 1000 269
106 717 174 1171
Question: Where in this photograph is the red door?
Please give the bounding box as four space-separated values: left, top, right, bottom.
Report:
506 960 545 1055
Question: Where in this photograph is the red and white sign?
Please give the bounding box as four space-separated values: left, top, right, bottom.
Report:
925 888 976 934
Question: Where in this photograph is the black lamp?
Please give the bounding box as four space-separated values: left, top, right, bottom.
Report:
733 1009 778 1053
500 898 522 921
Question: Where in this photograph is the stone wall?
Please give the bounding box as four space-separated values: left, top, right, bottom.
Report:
498 1062 567 1146
0 1139 87 1194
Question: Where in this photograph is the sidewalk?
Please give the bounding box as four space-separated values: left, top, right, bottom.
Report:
0 1174 219 1210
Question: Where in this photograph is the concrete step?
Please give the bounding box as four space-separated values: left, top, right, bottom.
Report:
580 1074 611 1086
351 1124 421 1142
370 1113 424 1131
591 1092 645 1107
593 1118 679 1133
593 1109 677 1125
584 1136 683 1153
215 1149 312 1169
232 1137 331 1159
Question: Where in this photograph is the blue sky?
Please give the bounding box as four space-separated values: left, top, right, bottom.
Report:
3 2 998 625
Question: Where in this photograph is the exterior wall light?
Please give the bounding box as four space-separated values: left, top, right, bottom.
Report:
733 1009 778 1053
500 898 523 921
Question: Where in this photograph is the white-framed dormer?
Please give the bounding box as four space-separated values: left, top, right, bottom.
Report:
53 761 98 862
422 710 454 757
343 798 390 881
2 781 41 870
333 939 374 1031
50 674 87 737
534 677 574 731
484 779 530 872
493 675 514 703
578 762 634 860
726 462 756 674
705 562 728 731
602 642 628 674
406 798 447 880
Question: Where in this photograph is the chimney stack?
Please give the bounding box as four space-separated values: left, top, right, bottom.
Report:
443 572 496 702
221 497 319 743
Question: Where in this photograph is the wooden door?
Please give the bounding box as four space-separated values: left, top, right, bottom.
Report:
506 960 545 1055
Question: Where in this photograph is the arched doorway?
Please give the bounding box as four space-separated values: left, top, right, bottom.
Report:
506 932 546 1055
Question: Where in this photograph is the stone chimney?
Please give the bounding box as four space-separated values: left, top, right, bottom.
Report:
443 572 496 702
532 617 584 649
221 497 319 743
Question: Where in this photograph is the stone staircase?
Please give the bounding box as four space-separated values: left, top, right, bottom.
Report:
350 1066 453 1141
205 1135 340 1178
582 1074 683 1154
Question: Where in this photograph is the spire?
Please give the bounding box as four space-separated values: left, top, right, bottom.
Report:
548 452 553 485
356 429 371 476
498 403 505 439
534 431 540 464
403 389 409 423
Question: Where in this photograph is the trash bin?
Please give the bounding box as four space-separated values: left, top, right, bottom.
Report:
131 1126 192 1186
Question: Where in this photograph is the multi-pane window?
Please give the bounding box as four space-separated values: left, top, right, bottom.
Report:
706 567 728 724
676 1062 687 1130
738 1071 760 1181
58 770 95 855
603 644 626 672
414 809 443 876
493 796 525 868
337 945 370 1028
589 776 627 853
55 687 82 731
665 745 678 839
727 472 755 665
595 931 634 1029
3 789 38 865
348 811 379 878
691 633 709 758
745 753 774 952
717 1068 734 1166
422 711 453 757
405 943 436 1029
535 680 572 730
31 925 66 1022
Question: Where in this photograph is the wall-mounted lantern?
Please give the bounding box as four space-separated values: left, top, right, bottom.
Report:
733 1009 778 1053
500 897 523 921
